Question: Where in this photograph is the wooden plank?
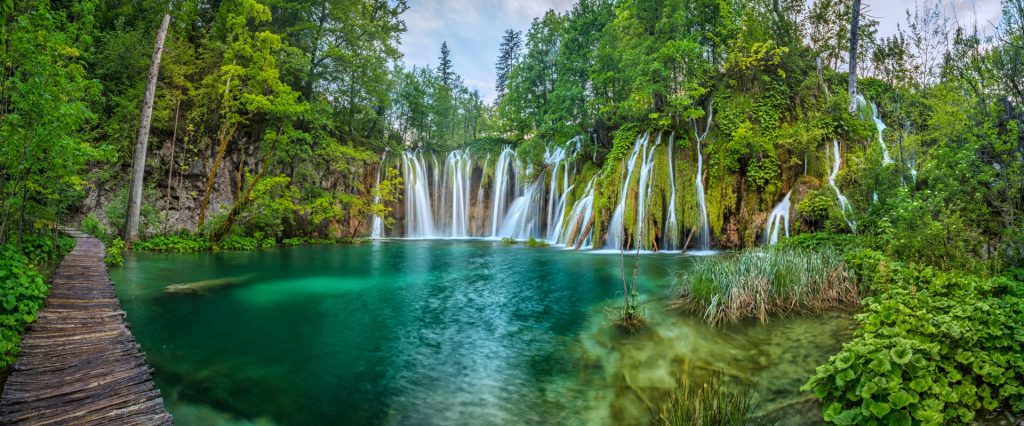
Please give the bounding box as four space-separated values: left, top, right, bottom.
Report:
0 231 173 425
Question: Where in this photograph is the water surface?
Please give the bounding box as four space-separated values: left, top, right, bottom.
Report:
111 240 852 425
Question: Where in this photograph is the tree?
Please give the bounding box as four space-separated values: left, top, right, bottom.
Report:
124 12 170 245
438 41 453 88
196 0 304 227
848 0 861 112
494 29 522 103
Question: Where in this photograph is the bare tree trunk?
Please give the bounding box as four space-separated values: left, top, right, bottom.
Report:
125 13 171 245
848 0 861 113
197 122 238 227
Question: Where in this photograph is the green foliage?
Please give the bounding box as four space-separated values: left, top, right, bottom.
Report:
652 368 762 426
526 237 548 248
134 233 212 253
216 235 273 251
795 190 842 232
104 187 161 238
673 247 858 324
500 237 517 246
104 238 124 266
804 263 1024 424
80 214 108 240
17 234 75 265
0 240 62 371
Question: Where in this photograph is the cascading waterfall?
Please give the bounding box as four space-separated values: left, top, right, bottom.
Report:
444 149 473 237
544 144 571 241
402 151 437 238
490 147 517 236
370 151 388 239
764 191 791 245
632 132 661 249
869 102 893 165
497 170 544 240
694 132 711 251
830 140 856 232
604 133 651 250
556 177 597 248
664 133 679 251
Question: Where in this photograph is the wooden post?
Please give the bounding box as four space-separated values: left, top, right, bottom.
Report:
125 13 171 245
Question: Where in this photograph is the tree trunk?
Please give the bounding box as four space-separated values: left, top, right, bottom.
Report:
197 122 238 227
848 0 861 113
125 13 171 245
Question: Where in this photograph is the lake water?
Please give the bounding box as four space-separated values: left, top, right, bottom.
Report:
111 240 853 425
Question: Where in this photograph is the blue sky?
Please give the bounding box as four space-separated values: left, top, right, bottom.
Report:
397 0 1003 103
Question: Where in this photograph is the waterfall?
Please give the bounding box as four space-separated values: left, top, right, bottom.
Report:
370 151 388 239
544 144 571 241
497 172 544 240
445 149 472 237
557 177 597 248
764 191 791 245
694 132 711 251
632 132 661 249
664 133 679 251
490 146 517 236
604 133 650 250
830 140 856 232
402 151 437 238
869 102 893 165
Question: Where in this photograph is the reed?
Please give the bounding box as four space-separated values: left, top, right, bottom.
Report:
671 247 858 325
650 367 761 426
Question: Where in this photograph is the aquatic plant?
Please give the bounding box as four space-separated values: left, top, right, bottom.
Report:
526 237 548 248
672 247 858 324
501 237 517 246
651 367 761 426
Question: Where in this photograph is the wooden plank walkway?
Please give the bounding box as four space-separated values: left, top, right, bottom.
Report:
0 230 172 425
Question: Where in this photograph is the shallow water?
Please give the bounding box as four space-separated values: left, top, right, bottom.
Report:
111 240 853 425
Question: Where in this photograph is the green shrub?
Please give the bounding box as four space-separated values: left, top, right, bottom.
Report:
215 233 275 251
134 233 212 253
17 233 74 264
672 247 859 324
104 238 124 266
803 264 1024 425
778 232 858 253
796 190 841 232
0 245 49 371
80 214 108 240
501 237 517 246
526 237 549 247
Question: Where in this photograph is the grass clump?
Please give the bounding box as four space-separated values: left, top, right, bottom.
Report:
501 237 517 246
651 367 762 426
526 237 548 247
672 247 858 325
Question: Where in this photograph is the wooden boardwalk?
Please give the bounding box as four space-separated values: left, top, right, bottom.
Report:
0 231 172 425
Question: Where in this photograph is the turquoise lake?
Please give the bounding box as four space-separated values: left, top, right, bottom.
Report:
110 240 853 425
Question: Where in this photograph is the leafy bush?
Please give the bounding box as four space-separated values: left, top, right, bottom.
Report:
526 237 549 247
104 238 124 266
80 214 108 240
803 264 1024 425
216 235 274 251
796 190 842 232
779 232 859 253
134 233 212 253
501 237 517 246
0 245 49 371
672 247 858 324
17 233 74 264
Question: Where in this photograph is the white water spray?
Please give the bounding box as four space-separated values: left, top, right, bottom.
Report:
764 191 791 245
830 140 856 232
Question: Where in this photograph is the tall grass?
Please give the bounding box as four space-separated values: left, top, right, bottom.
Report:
671 247 858 325
650 367 761 426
